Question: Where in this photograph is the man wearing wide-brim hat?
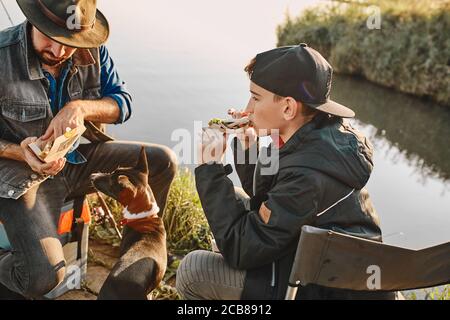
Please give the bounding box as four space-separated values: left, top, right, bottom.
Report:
0 0 177 299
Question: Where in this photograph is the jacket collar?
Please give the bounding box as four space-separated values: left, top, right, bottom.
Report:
22 22 43 80
22 21 96 80
278 112 330 156
72 48 95 66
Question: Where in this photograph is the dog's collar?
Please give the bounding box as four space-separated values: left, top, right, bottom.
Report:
123 204 160 220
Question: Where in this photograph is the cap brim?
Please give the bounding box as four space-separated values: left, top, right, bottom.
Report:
17 0 109 49
307 99 355 118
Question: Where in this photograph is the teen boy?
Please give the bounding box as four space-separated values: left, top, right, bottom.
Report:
177 44 394 300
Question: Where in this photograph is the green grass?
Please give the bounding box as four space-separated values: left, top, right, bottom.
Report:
277 0 450 107
155 167 213 299
403 285 450 300
163 167 212 255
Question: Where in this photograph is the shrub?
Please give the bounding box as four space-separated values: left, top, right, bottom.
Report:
164 167 212 255
277 0 450 106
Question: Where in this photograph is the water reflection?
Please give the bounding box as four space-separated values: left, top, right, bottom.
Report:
332 75 450 183
332 75 449 248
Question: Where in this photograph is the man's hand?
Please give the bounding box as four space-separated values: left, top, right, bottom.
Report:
197 128 227 165
20 137 66 176
228 108 257 150
41 100 86 142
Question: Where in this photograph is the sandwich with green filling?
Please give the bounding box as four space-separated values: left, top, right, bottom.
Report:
208 116 250 132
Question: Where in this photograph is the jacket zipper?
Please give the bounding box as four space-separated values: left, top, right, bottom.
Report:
253 151 276 288
253 149 276 289
271 262 276 287
252 156 260 196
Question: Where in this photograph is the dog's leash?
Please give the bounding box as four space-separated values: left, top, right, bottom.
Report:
96 191 123 240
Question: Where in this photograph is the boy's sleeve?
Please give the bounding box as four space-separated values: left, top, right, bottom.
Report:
99 45 133 124
195 163 318 270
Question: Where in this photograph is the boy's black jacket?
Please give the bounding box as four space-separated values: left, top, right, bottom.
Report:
195 113 394 300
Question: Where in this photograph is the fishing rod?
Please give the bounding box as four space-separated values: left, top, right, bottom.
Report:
0 0 14 26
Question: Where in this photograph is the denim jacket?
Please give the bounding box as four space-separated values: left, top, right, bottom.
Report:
0 22 119 199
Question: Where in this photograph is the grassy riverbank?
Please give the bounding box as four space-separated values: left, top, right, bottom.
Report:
277 0 449 107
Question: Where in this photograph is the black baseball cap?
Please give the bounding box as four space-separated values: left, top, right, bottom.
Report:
250 43 355 118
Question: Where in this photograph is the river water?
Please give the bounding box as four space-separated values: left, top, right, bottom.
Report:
1 0 449 249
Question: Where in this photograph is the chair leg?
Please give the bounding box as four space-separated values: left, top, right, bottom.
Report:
285 286 299 300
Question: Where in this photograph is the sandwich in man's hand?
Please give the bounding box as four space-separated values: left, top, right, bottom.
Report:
28 125 86 163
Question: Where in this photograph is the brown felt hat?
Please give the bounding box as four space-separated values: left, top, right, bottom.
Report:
16 0 109 49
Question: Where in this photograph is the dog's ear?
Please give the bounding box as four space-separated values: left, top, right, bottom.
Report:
135 147 149 174
118 175 137 206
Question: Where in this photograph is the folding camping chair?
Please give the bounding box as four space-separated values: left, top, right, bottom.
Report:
43 191 122 299
285 225 450 299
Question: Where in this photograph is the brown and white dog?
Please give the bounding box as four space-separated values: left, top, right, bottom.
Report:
90 147 167 300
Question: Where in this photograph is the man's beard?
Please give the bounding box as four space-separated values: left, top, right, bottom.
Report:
36 50 70 67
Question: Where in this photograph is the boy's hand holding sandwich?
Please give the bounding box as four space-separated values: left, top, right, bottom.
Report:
199 109 256 164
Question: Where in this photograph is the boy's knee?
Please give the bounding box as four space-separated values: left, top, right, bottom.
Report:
176 250 205 299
